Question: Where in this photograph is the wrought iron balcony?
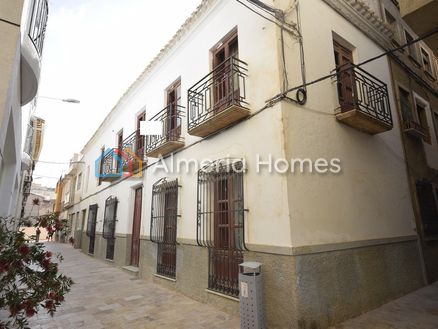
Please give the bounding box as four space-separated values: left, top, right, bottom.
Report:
403 120 430 140
101 148 121 183
187 57 250 137
335 66 393 134
146 105 185 158
121 129 147 171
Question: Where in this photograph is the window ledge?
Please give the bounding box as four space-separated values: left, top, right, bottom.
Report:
154 274 176 282
205 289 239 302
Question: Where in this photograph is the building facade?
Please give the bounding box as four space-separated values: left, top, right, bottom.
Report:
61 0 436 327
381 1 438 283
0 0 48 220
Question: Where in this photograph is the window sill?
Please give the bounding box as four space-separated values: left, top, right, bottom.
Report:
154 274 176 282
205 289 239 302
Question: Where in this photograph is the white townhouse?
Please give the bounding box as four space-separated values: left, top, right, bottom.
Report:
64 0 436 327
0 0 49 221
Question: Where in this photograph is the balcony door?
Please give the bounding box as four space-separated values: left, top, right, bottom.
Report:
166 81 181 141
334 41 356 112
131 187 142 267
136 112 146 158
117 130 123 172
213 33 239 113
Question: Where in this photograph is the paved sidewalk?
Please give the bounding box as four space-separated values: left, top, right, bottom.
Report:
26 242 239 329
331 281 438 329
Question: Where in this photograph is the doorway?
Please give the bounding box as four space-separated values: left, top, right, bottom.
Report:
131 187 143 267
212 32 239 113
333 40 355 112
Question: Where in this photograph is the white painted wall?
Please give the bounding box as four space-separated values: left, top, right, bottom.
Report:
70 0 420 253
281 0 416 247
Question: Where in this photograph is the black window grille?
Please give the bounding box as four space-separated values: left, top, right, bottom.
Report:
416 180 438 237
103 197 118 260
196 159 246 297
28 0 49 55
150 178 179 279
86 204 98 254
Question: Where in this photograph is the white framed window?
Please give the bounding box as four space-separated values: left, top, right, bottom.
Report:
77 172 82 190
404 30 420 64
384 8 402 45
420 47 435 78
413 94 432 144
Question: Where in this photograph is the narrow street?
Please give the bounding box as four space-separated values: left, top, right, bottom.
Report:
28 243 239 329
331 282 438 329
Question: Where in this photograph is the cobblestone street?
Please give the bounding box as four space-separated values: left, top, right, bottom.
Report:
26 243 239 329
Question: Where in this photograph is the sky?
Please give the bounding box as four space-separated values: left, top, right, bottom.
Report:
31 0 202 188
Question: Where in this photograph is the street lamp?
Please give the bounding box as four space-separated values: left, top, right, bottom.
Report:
38 96 81 104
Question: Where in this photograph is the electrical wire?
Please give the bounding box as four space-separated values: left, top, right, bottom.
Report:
267 26 438 104
235 0 299 38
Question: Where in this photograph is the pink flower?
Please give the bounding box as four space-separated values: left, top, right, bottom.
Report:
0 260 10 273
18 244 30 256
45 251 53 258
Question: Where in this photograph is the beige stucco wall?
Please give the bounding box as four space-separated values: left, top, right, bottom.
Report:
280 0 416 248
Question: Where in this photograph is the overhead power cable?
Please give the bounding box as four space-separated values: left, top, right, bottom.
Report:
267 26 438 105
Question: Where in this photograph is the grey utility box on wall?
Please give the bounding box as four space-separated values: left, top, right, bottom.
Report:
239 262 266 329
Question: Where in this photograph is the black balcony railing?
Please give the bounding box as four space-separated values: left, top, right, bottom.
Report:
336 66 393 127
390 0 400 10
187 57 248 132
28 0 49 56
121 129 146 169
101 148 120 178
146 104 184 154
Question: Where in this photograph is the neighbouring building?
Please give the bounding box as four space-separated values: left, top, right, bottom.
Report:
18 115 46 218
0 0 48 221
22 183 55 218
380 1 438 283
61 0 437 327
58 154 86 245
398 0 438 53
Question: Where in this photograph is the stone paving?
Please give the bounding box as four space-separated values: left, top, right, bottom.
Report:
25 242 239 329
7 242 438 329
331 281 438 329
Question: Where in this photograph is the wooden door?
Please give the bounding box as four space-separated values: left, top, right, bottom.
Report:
131 187 142 266
157 188 177 278
136 112 146 157
166 81 181 141
333 41 355 112
213 33 239 112
210 175 242 295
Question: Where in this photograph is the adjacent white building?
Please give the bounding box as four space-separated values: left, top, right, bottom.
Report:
0 0 48 220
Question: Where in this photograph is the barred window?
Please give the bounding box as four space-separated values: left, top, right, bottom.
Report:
86 204 98 237
103 197 118 260
150 178 179 279
196 159 246 297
